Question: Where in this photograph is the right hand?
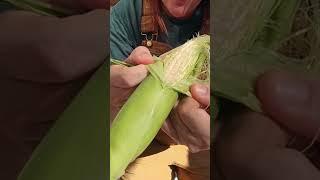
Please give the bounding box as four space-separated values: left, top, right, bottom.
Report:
110 46 211 153
110 46 154 121
216 71 320 180
161 84 211 153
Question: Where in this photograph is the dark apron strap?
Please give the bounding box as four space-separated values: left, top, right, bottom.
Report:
140 0 172 56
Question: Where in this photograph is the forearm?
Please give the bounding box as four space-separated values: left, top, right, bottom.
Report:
0 10 108 82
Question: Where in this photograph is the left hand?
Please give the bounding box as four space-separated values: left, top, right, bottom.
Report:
161 84 210 153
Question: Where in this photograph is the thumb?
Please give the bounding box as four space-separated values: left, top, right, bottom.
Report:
110 64 148 88
126 46 154 65
190 84 210 107
256 71 320 140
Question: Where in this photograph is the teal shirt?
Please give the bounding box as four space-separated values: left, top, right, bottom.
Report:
110 0 205 60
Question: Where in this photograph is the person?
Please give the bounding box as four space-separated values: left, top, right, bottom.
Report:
110 49 210 180
110 47 210 152
110 0 209 59
215 71 320 179
110 0 210 179
0 1 107 179
110 0 210 152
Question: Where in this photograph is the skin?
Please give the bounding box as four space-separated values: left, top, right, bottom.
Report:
216 71 320 180
1 0 209 178
161 0 202 19
0 2 108 179
110 46 210 153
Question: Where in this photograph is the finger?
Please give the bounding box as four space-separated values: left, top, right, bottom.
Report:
177 97 210 151
190 83 210 107
178 104 210 137
216 111 290 159
178 97 210 127
125 46 154 65
235 148 320 180
256 71 320 140
215 111 310 180
110 64 148 88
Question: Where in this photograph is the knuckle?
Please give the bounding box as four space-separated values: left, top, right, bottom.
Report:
134 46 150 53
177 98 193 115
111 65 136 87
119 71 135 87
129 46 151 62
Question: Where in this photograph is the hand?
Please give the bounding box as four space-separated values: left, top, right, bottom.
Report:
110 46 210 152
161 84 210 153
216 71 320 180
110 46 154 121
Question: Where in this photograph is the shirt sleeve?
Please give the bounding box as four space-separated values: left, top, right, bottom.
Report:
110 0 141 60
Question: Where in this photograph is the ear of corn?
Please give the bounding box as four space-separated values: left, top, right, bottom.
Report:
110 35 210 179
110 75 178 179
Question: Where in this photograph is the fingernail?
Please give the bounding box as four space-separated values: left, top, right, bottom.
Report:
139 52 150 58
270 73 310 106
135 64 148 73
138 53 153 64
194 84 209 96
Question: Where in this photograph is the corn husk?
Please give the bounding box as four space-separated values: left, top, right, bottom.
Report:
3 0 74 16
110 35 210 179
213 0 320 112
19 62 108 180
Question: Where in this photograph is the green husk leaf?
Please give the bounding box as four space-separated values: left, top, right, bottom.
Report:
258 0 301 49
147 60 165 84
213 0 320 113
309 0 320 70
148 35 210 96
3 0 74 17
213 46 320 112
5 1 108 179
110 75 178 179
110 58 134 67
110 35 210 179
214 0 283 60
111 35 210 97
19 62 108 180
